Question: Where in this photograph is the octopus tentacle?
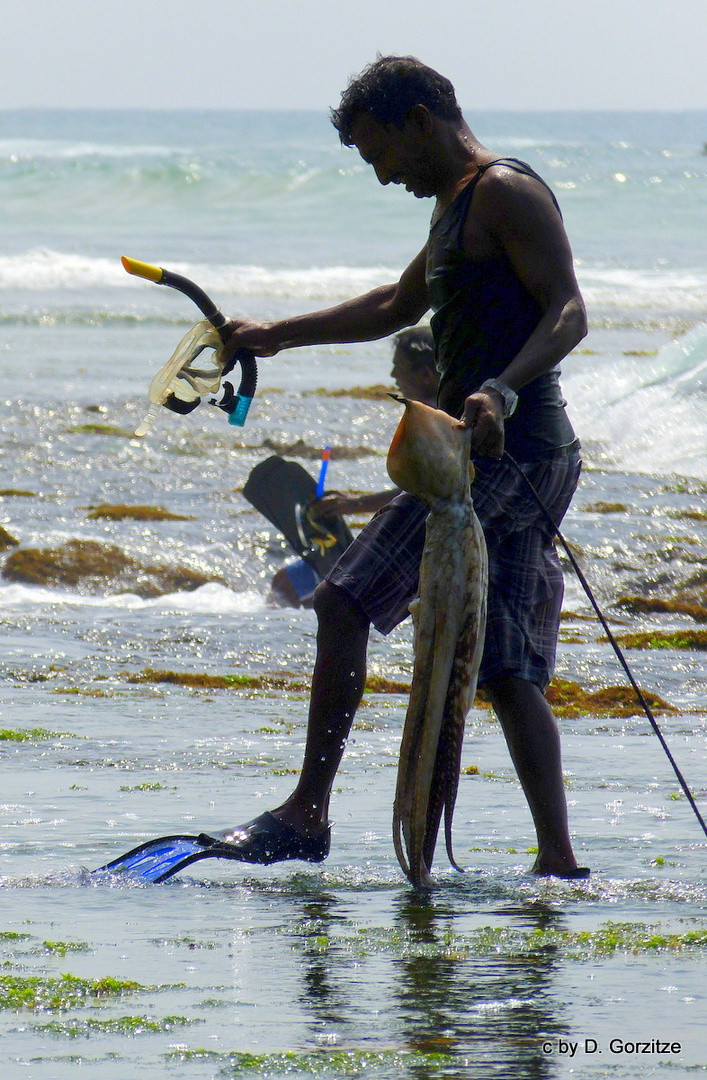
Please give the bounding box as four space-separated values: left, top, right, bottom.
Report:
387 398 488 887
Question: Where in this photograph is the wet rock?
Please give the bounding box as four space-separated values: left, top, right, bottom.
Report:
582 501 630 514
1 539 219 598
675 567 707 606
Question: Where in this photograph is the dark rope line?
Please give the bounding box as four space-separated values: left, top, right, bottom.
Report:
503 450 707 841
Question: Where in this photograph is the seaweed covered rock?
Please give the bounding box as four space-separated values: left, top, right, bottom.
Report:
2 539 219 598
545 677 677 717
0 526 19 551
617 595 707 623
232 437 377 460
85 504 196 522
611 629 707 652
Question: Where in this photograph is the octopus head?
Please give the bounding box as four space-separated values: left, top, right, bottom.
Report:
387 397 473 504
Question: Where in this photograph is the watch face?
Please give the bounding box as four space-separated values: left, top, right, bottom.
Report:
504 389 518 418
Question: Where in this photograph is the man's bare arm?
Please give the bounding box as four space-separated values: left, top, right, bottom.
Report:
226 246 429 357
460 168 587 452
311 489 399 517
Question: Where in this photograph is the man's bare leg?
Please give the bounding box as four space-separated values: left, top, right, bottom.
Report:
486 674 585 876
271 582 370 836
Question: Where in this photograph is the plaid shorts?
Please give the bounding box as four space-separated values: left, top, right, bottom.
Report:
326 443 581 692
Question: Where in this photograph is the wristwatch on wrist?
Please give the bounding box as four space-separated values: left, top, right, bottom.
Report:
479 378 519 419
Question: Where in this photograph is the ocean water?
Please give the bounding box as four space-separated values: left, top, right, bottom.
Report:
0 109 706 1079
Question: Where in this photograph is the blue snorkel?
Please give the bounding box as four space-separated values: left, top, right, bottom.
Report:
122 256 258 435
315 446 331 499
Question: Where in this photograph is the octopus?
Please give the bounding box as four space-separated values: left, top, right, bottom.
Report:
386 397 488 887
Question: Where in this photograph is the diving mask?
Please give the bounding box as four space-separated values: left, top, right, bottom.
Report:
123 257 257 437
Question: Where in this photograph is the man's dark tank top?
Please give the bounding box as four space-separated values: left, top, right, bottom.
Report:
427 157 576 460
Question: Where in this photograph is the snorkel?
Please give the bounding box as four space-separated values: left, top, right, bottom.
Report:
122 256 258 437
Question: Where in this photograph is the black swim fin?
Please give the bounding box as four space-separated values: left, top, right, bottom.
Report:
243 455 353 576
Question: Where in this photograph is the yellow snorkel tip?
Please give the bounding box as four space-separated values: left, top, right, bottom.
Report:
121 256 164 283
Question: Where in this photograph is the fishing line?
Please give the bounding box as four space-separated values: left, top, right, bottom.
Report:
503 450 707 841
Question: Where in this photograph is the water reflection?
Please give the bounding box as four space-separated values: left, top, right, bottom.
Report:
274 877 571 1076
250 878 354 1041
295 895 350 1029
390 893 567 1077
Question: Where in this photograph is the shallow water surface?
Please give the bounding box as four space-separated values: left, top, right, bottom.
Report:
1 584 706 1079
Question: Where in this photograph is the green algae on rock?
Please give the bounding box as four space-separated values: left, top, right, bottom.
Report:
166 1048 454 1075
31 1014 203 1037
51 685 116 698
39 941 91 956
0 973 146 1012
118 782 176 792
123 667 677 718
364 673 411 694
292 920 707 964
610 629 707 651
0 727 73 742
475 677 676 717
667 507 707 522
124 667 302 691
125 666 411 695
675 568 707 606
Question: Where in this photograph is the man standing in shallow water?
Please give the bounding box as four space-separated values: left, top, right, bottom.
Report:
223 56 589 878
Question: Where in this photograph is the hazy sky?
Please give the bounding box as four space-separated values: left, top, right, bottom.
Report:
1 0 705 112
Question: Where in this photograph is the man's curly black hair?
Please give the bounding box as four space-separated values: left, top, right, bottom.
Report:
331 56 462 146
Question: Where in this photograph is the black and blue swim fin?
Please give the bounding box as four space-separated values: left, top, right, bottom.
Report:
95 832 250 884
95 812 331 883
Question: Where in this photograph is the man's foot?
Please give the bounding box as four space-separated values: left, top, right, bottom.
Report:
532 859 590 879
536 866 591 879
203 811 330 865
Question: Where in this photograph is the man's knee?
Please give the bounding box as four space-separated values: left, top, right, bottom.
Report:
313 580 368 632
485 673 544 710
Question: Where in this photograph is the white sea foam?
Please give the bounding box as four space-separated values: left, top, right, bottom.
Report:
577 267 707 315
3 248 707 315
563 322 707 477
0 249 399 301
0 249 126 290
0 581 265 615
0 138 175 161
